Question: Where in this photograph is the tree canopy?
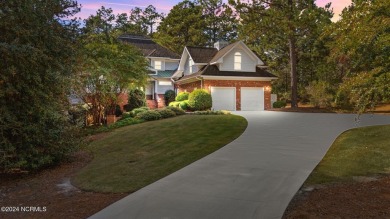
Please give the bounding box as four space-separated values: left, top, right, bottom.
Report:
0 0 82 171
154 0 237 53
75 7 149 125
230 0 333 108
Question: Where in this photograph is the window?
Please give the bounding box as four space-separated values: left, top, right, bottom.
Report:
189 58 194 73
154 60 162 70
158 81 171 86
234 52 242 70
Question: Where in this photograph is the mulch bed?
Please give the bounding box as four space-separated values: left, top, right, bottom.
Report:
283 176 390 218
0 151 128 219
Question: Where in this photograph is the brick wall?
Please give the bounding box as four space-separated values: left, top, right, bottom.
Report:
156 94 166 108
203 80 272 110
175 79 272 110
176 81 202 93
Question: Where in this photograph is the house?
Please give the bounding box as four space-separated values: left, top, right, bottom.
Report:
171 41 277 111
118 34 180 108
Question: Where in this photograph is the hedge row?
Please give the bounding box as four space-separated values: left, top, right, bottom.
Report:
169 89 212 111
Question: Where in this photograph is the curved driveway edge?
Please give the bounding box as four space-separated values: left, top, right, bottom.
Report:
89 112 390 219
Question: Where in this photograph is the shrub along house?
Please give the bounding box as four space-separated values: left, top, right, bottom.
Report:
172 41 277 111
119 34 180 108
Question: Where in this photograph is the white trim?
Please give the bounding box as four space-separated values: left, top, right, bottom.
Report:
214 41 265 66
146 56 180 61
158 81 172 86
202 76 277 81
210 86 237 111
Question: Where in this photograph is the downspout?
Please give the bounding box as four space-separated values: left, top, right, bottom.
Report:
196 76 203 89
171 77 177 95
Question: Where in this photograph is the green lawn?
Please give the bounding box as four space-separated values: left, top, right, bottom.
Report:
73 115 247 193
305 124 390 185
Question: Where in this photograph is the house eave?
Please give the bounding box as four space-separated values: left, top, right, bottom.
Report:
201 76 277 81
147 56 181 61
173 76 202 84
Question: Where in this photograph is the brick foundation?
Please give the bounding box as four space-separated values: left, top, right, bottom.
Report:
176 79 272 110
156 94 166 108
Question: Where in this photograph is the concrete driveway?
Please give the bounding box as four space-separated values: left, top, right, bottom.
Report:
89 112 390 219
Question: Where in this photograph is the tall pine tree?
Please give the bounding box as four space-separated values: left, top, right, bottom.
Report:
230 0 333 108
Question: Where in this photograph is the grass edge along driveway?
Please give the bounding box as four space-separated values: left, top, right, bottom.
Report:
73 115 247 193
305 124 390 186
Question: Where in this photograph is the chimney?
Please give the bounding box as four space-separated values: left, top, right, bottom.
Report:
214 40 229 51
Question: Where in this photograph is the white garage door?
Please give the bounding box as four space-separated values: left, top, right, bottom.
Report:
241 87 264 111
210 87 236 111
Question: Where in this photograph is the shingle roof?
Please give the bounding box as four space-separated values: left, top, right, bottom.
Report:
202 65 277 77
186 46 218 63
175 65 277 82
119 34 180 59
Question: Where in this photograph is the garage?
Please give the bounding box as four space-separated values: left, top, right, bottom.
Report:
210 87 236 111
241 87 264 111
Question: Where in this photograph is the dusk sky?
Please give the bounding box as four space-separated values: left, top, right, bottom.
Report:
76 0 352 22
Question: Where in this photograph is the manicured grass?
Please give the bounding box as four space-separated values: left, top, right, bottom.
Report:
305 124 390 185
73 115 247 193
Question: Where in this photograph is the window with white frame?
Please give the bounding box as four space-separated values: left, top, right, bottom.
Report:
234 52 242 70
154 60 162 70
158 81 171 86
189 58 194 73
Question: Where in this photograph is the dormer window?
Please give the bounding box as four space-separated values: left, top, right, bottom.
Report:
154 60 162 70
234 52 242 70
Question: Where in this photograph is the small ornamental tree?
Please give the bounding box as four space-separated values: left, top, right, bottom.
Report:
164 90 176 106
188 89 212 111
126 89 146 111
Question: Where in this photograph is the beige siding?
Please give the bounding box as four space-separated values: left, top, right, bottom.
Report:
219 48 256 72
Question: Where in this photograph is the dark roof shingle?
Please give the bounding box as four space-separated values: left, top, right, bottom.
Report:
186 46 218 63
175 65 277 82
119 34 180 59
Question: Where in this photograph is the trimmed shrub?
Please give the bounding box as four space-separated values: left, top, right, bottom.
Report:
109 117 143 129
179 100 189 110
273 100 287 108
168 101 181 107
176 91 189 101
193 110 231 115
126 89 146 111
188 89 212 111
131 107 149 117
121 112 132 120
158 108 176 118
164 90 176 106
135 110 162 121
166 106 186 115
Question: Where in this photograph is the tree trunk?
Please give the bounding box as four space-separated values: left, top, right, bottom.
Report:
288 0 298 109
289 35 298 108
